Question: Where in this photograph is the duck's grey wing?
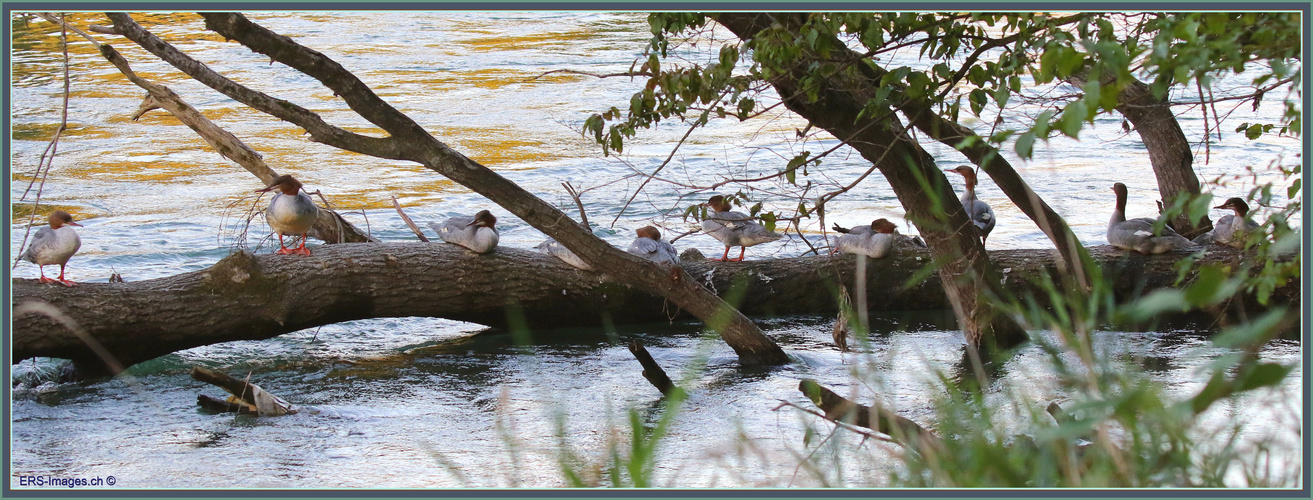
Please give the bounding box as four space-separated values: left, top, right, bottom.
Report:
430 216 474 243
22 226 55 262
968 199 995 235
627 237 660 259
656 241 681 265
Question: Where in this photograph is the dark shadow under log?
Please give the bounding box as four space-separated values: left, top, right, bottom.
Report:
13 242 1296 376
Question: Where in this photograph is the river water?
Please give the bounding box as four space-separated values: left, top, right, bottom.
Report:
8 12 1303 488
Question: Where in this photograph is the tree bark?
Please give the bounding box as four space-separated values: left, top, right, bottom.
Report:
1071 73 1210 237
900 103 1093 291
104 12 788 367
13 242 1292 376
712 13 1027 350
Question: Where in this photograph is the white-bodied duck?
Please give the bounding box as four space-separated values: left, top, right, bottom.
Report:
537 238 592 270
1193 197 1260 248
430 210 499 254
831 218 906 258
701 195 782 261
945 165 996 245
256 174 319 256
1107 182 1198 254
22 210 82 286
627 226 681 266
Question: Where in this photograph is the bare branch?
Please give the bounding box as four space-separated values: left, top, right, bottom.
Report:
106 13 406 160
391 195 430 242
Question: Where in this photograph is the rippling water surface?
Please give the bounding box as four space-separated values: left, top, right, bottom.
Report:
8 12 1302 488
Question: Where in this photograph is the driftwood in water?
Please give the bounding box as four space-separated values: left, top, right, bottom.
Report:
12 242 1295 376
629 340 679 397
798 379 943 453
191 366 295 416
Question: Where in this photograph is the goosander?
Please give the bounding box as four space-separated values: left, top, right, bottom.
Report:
256 174 319 256
1107 182 1198 254
430 210 499 254
1193 197 1260 248
831 218 903 258
21 210 82 286
945 166 995 246
537 237 592 271
701 195 782 261
627 226 681 266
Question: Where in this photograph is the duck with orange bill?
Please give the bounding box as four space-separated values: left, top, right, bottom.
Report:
256 174 319 256
431 210 499 254
700 195 782 261
21 210 83 286
944 165 995 246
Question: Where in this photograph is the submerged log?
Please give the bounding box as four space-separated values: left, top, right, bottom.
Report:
12 242 1296 375
191 366 295 416
629 340 679 397
799 379 943 453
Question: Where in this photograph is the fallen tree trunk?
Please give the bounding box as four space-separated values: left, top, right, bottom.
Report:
12 242 1295 376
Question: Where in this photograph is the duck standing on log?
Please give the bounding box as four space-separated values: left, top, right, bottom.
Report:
944 165 995 246
431 210 499 254
627 226 681 266
701 195 782 261
21 210 82 286
1193 197 1260 248
1107 182 1198 254
256 174 319 256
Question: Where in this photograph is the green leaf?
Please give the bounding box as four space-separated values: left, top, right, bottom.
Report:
1183 265 1237 307
993 85 1010 109
760 211 777 232
969 88 988 116
1212 309 1287 349
1237 362 1295 392
1122 289 1189 321
1288 178 1302 200
737 98 755 119
1058 99 1088 138
1015 131 1036 159
1245 123 1264 140
609 129 623 152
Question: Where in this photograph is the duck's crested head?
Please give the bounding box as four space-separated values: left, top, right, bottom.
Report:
1216 197 1250 214
49 210 81 228
257 174 302 195
945 165 977 182
705 195 731 212
469 210 497 228
870 218 897 234
636 225 661 241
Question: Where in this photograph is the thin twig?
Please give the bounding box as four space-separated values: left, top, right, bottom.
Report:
391 195 430 242
13 13 73 271
562 181 589 228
